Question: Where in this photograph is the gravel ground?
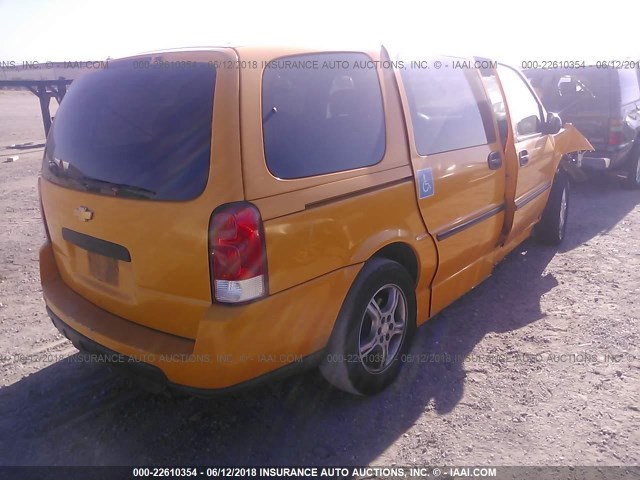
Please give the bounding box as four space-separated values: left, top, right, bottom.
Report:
0 90 638 468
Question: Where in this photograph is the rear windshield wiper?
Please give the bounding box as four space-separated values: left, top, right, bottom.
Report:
75 176 157 199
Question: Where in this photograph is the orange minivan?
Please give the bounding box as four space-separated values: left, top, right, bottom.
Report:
39 46 591 395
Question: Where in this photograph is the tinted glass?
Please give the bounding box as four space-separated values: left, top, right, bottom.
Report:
43 60 216 201
498 65 542 137
618 69 640 104
401 62 488 155
527 67 610 112
262 53 385 179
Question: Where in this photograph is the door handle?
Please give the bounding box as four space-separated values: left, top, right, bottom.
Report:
518 150 529 166
487 151 502 170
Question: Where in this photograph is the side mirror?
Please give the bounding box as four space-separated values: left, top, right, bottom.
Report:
544 112 563 135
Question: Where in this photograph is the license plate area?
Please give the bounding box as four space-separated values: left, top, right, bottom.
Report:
88 252 119 285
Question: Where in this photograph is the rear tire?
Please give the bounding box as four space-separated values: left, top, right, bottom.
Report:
319 258 416 395
535 173 570 245
624 148 640 189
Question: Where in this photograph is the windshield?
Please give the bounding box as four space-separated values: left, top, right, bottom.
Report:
42 60 216 201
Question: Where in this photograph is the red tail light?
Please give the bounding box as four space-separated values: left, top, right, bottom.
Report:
208 202 267 303
608 118 624 145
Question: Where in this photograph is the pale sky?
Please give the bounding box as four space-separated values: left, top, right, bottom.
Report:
1 0 639 64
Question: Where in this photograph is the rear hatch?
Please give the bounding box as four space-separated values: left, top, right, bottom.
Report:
529 67 614 149
40 50 242 339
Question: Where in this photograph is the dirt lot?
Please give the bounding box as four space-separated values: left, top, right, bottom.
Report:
0 89 638 467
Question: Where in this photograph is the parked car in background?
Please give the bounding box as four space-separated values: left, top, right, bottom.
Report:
525 65 640 188
39 47 591 396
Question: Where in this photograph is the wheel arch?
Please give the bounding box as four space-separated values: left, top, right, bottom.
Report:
371 242 419 286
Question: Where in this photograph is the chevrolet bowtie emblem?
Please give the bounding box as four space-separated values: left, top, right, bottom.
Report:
74 206 94 222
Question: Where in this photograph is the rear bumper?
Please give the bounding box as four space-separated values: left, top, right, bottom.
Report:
47 307 323 397
582 147 630 171
40 242 360 391
581 156 611 170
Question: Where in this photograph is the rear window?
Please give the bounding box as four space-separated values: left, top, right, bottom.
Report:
262 53 385 179
43 60 216 201
527 67 611 113
400 60 490 155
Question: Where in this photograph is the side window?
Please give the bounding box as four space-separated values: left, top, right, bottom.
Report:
497 65 543 137
262 53 385 179
400 62 489 155
618 69 640 104
480 71 508 148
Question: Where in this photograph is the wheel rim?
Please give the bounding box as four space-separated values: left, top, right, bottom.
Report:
358 284 407 374
559 186 567 237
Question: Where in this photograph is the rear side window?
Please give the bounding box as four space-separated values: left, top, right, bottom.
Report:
497 65 542 137
618 69 640 104
400 61 489 155
43 60 215 201
262 53 385 179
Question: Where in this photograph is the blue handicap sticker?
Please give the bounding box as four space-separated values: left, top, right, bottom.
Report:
417 168 435 199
